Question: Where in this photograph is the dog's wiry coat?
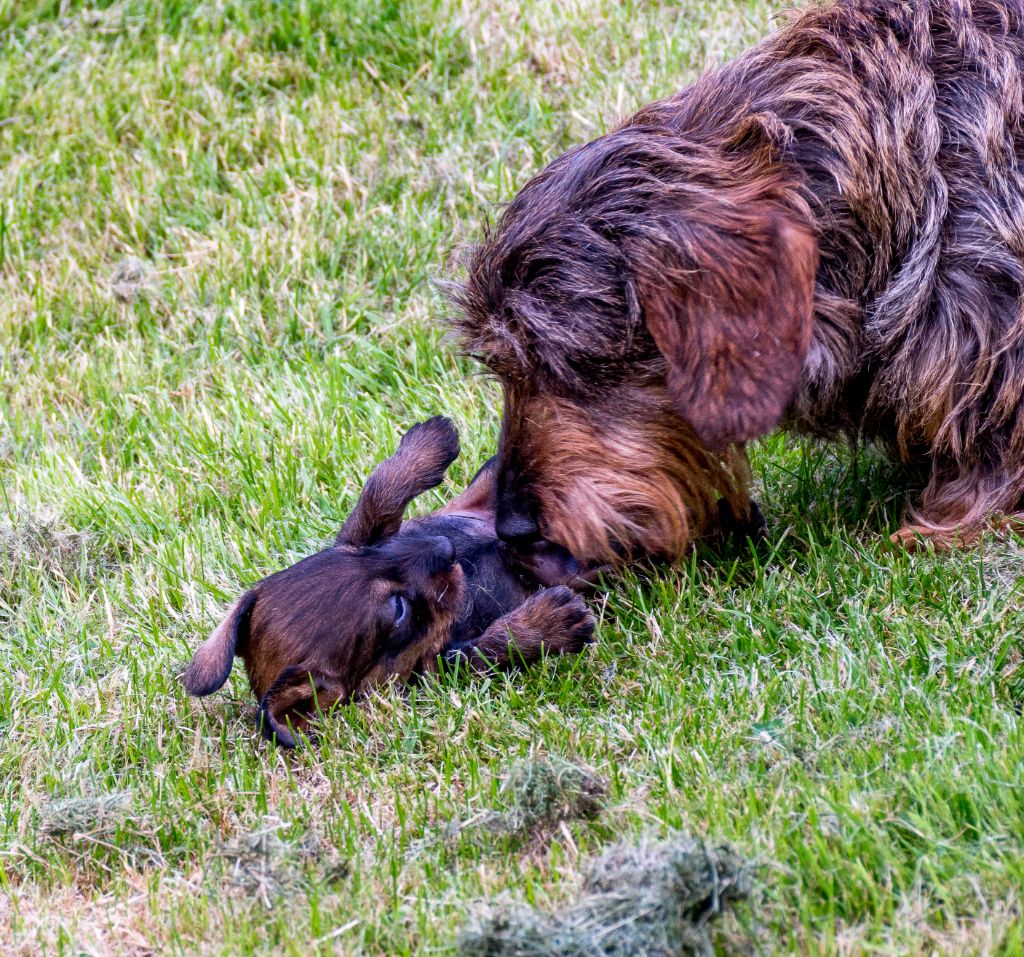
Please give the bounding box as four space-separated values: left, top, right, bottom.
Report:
452 0 1024 562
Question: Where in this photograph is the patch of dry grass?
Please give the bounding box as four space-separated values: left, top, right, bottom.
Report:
458 835 752 957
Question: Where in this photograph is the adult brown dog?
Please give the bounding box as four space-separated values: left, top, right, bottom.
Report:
452 0 1024 564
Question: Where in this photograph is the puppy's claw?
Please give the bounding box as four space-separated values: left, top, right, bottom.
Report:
536 585 596 655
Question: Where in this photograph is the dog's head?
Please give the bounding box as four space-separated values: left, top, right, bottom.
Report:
182 417 467 747
451 118 817 563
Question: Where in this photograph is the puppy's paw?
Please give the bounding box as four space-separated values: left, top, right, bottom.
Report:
890 524 931 551
531 585 596 655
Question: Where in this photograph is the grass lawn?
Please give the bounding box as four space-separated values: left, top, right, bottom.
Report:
3 0 1024 953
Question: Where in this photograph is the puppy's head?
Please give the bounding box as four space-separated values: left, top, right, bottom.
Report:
451 120 817 563
182 417 465 747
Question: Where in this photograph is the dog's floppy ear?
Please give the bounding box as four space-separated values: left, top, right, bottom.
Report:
257 667 345 748
637 208 817 449
337 416 460 547
182 589 258 696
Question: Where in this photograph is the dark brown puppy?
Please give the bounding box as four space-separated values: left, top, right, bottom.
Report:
452 0 1024 563
182 418 594 747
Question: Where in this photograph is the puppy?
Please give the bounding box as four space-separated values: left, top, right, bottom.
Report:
182 417 595 747
452 0 1024 563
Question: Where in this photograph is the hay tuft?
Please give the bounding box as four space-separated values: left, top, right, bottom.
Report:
39 791 133 838
413 757 607 862
213 821 340 908
110 256 151 302
35 791 170 871
483 756 607 836
457 835 753 957
0 508 90 587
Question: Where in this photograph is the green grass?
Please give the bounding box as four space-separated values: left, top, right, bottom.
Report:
2 0 1023 953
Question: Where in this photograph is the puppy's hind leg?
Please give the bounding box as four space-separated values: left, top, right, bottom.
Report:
443 587 596 673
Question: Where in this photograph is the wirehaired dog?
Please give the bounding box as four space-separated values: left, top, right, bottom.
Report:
182 418 594 747
452 0 1024 563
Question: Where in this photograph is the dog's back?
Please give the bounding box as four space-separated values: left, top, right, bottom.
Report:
728 0 1024 461
731 0 1024 538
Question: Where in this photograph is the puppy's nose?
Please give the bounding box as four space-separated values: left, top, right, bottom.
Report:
427 535 456 565
496 510 540 547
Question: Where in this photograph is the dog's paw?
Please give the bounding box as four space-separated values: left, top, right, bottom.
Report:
533 585 596 654
890 523 979 551
716 496 767 545
890 524 931 551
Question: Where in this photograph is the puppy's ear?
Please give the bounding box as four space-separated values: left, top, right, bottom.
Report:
337 416 461 547
257 668 345 749
182 590 258 696
440 454 497 516
637 209 817 449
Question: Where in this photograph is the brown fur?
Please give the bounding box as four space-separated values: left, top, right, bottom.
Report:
454 585 600 672
182 418 594 747
451 0 1024 562
498 386 752 562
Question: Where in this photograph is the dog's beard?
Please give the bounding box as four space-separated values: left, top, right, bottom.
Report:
514 392 751 564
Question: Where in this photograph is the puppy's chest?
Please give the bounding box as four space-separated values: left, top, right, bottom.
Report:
449 543 530 643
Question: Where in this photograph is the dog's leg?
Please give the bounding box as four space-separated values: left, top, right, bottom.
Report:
442 586 595 672
892 463 1024 550
892 514 1024 550
891 521 985 550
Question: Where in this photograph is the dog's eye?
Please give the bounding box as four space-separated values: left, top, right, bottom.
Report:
389 593 409 627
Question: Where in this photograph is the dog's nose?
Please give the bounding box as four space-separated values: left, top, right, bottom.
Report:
496 509 540 546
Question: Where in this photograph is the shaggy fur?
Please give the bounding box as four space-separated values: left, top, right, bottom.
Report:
452 0 1024 563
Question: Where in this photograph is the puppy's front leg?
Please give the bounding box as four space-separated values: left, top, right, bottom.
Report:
443 586 595 673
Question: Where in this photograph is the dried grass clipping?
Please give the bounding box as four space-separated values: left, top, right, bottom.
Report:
38 791 133 838
458 835 753 957
482 756 607 836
